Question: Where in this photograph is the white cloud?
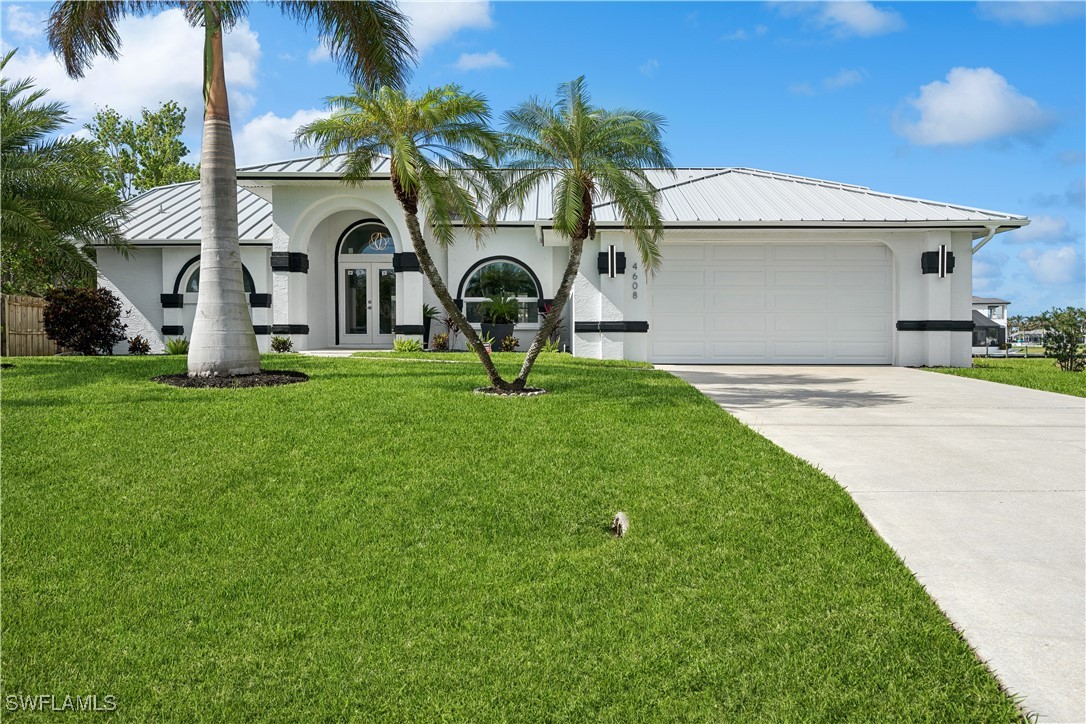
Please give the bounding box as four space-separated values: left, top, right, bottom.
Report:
790 68 866 96
977 2 1086 26
1005 215 1075 244
400 1 493 54
1019 245 1085 286
777 1 904 37
307 40 330 64
2 9 260 131
640 59 660 77
823 68 866 90
895 67 1050 146
722 29 749 41
4 4 44 39
234 108 328 167
453 50 508 71
972 257 1005 290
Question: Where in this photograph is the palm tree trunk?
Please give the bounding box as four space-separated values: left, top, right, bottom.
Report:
187 7 260 377
401 211 510 388
513 234 586 389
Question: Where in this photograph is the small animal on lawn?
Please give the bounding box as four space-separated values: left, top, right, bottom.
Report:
612 511 629 537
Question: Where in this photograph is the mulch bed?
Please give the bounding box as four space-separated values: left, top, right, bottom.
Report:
153 371 308 388
473 386 548 397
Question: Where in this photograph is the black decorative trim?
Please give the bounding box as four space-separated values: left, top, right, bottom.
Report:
173 255 257 294
575 321 649 333
161 325 185 336
249 293 272 308
394 324 425 335
270 252 309 273
271 324 309 335
455 255 544 299
253 326 271 335
454 298 464 311
392 252 420 272
160 293 184 308
896 320 974 332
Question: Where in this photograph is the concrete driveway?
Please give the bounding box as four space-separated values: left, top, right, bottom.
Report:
660 365 1085 723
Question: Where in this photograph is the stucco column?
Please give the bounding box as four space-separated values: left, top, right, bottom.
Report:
394 253 425 343
270 222 310 350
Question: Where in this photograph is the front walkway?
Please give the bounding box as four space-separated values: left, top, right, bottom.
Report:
660 365 1086 723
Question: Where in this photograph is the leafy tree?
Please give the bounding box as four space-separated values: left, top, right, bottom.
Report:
85 101 199 199
1038 306 1086 372
43 286 128 355
48 0 414 377
496 76 672 389
295 84 509 386
0 50 129 295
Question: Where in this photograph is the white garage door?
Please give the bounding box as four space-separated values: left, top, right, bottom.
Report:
649 243 893 364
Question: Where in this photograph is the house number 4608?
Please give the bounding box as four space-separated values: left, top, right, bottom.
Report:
631 262 638 299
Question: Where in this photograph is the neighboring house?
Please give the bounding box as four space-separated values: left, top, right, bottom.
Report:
971 296 1010 348
96 155 1028 366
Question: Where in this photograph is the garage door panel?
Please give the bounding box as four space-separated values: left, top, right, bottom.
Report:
713 270 765 287
772 245 830 261
650 243 892 364
711 292 767 312
711 245 767 262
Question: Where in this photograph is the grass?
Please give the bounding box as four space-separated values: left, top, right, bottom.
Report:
1 354 1024 721
927 357 1086 397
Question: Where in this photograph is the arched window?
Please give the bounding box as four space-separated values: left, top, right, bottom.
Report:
185 266 256 294
340 221 394 255
461 259 540 324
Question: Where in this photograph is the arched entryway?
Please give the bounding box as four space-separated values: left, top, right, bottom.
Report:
334 219 396 346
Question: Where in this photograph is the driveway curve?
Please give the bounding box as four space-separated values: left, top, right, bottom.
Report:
660 365 1085 723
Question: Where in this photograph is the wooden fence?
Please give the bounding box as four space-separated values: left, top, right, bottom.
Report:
1 294 56 357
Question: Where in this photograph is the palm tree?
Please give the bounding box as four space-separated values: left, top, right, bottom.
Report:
497 76 673 389
0 50 129 295
295 84 512 387
47 1 414 376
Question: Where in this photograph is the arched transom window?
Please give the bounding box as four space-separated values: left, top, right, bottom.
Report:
340 221 394 255
462 260 539 324
185 267 256 294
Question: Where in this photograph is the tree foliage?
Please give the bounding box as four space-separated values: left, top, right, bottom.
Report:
0 50 129 295
43 286 128 355
1038 306 1086 372
85 101 199 199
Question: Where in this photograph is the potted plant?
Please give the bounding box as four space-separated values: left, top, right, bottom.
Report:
422 303 440 348
480 295 518 347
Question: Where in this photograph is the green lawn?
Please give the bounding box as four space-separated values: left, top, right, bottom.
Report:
1 354 1023 721
928 358 1086 397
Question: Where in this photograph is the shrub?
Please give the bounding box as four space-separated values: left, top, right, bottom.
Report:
271 335 294 353
541 338 561 354
480 295 519 324
1039 307 1086 372
393 337 424 352
430 332 449 351
128 335 151 355
499 335 520 352
43 286 127 355
165 337 189 355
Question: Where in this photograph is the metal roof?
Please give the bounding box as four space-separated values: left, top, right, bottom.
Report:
973 296 1012 305
118 155 1027 244
121 181 273 242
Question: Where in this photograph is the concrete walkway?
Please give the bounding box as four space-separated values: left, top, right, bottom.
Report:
659 365 1085 723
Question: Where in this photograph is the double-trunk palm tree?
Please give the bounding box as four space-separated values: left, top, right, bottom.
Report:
295 84 511 387
498 76 672 389
48 0 414 376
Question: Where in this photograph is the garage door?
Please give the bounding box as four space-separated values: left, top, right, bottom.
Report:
649 243 893 364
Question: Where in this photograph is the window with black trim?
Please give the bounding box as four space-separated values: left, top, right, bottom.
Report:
462 260 539 324
185 267 256 294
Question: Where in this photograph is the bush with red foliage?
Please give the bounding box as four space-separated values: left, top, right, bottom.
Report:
43 287 128 355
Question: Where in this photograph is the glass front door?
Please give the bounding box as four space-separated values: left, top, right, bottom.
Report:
340 261 395 346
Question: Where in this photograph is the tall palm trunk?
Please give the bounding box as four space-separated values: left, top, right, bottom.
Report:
401 210 510 388
187 9 260 377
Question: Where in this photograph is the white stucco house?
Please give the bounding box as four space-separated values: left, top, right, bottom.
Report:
971 296 1011 349
97 154 1028 366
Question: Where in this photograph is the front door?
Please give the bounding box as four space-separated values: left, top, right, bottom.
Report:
340 261 395 346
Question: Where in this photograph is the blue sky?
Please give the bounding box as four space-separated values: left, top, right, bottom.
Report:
3 1 1083 314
